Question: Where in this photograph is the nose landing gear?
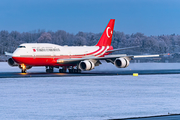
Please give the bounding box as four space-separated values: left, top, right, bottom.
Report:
19 64 32 73
21 64 27 73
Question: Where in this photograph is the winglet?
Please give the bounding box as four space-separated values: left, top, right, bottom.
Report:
96 19 115 46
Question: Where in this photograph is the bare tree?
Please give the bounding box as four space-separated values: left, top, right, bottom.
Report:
38 32 52 43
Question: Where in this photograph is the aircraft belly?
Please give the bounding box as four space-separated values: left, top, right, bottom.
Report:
12 56 77 66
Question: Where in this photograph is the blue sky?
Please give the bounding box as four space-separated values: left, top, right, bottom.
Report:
1 0 180 35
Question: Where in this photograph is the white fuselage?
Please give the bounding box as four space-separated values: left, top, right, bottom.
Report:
12 43 112 66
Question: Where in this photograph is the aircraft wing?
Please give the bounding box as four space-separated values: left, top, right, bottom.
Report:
5 52 13 56
106 46 140 53
57 54 161 64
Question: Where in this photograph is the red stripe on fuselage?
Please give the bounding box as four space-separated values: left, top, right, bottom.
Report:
86 46 102 56
104 46 113 55
94 46 107 57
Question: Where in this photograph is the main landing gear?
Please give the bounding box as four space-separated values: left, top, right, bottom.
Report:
68 68 81 73
45 66 82 73
59 67 67 73
46 66 54 73
46 66 66 73
58 66 81 73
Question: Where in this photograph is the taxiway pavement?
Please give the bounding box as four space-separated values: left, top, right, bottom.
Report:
113 114 180 120
1 69 180 78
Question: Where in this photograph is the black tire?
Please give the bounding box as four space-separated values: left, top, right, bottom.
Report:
68 69 81 73
78 69 81 73
46 69 49 73
68 69 72 73
50 69 53 73
59 69 64 73
21 69 26 73
59 69 66 73
74 69 78 73
47 69 53 73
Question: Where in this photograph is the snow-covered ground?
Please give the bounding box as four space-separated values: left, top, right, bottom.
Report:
0 62 180 119
91 61 180 72
0 75 180 120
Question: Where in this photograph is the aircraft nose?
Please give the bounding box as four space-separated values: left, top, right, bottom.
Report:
12 49 20 57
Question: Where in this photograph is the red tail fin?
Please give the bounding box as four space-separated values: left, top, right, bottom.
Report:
96 19 115 46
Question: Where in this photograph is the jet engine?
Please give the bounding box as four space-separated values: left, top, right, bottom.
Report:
8 58 18 67
114 57 130 68
79 60 95 71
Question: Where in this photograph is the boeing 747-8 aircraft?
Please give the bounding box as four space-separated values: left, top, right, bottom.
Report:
6 19 159 73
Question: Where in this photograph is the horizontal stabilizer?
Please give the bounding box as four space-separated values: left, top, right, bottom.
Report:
133 54 159 58
5 52 13 56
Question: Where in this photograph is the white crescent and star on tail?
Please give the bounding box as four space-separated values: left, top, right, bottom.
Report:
106 27 112 38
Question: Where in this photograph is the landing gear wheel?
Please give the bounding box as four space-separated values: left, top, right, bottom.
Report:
46 66 54 73
59 69 66 73
69 69 72 73
21 69 26 73
46 69 53 73
78 69 81 73
69 69 81 73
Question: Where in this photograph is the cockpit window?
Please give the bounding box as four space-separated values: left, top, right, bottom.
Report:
18 46 26 48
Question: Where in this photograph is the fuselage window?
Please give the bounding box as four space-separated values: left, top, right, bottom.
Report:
18 46 26 48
